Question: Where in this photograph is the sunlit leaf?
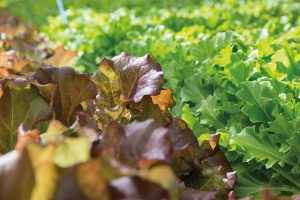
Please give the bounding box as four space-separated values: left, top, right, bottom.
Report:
44 45 77 67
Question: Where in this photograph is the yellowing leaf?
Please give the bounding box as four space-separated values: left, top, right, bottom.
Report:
144 166 180 200
40 120 68 142
145 166 177 189
76 159 110 200
27 144 58 200
54 137 90 168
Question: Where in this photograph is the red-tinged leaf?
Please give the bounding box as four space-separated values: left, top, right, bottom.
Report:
44 45 77 67
109 52 163 102
15 124 39 151
76 111 98 131
167 118 202 187
90 135 105 158
151 88 176 110
168 118 201 155
31 67 97 125
31 81 57 102
143 165 181 199
103 119 173 168
0 78 52 153
180 189 223 200
92 56 127 129
92 52 164 129
99 154 137 180
167 118 235 192
228 191 238 200
94 94 129 130
197 135 235 192
199 161 228 191
54 158 110 200
226 171 238 190
129 96 173 126
200 134 232 173
54 168 89 200
0 150 35 200
92 58 122 108
110 176 169 200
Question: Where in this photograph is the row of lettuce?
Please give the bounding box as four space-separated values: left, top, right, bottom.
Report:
41 0 300 196
1 8 236 200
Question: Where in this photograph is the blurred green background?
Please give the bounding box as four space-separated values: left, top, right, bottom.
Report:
0 0 206 25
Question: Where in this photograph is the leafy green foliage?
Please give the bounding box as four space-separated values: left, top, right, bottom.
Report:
40 0 300 196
